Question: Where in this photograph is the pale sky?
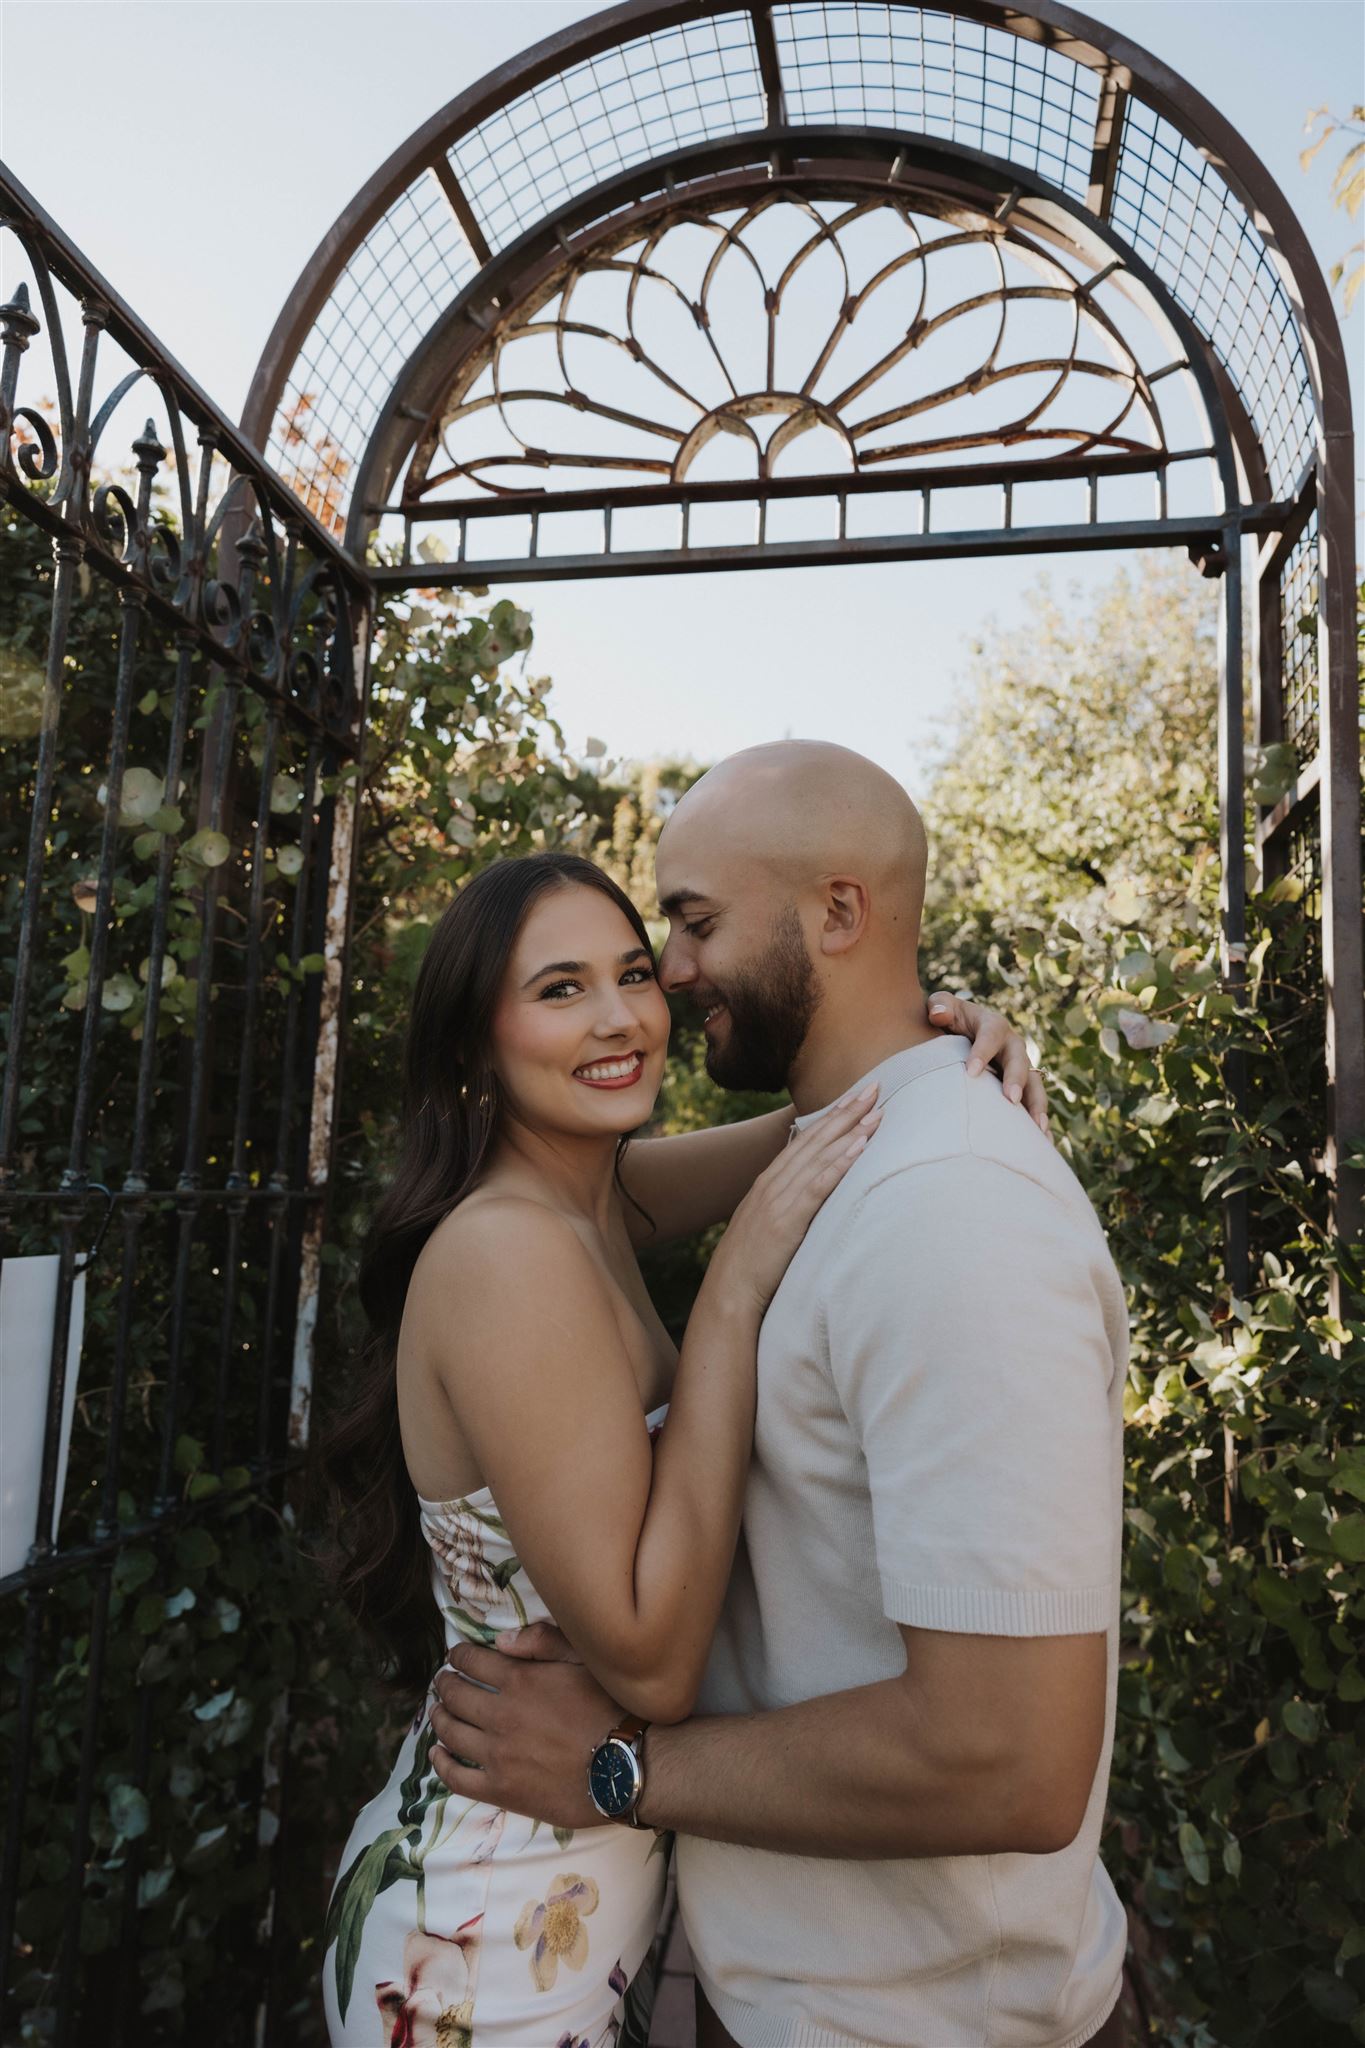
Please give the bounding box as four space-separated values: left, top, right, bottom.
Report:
2 1 1360 792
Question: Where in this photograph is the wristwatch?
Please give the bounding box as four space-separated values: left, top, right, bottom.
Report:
587 1714 649 1826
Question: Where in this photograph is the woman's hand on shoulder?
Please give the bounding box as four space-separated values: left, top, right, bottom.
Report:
926 991 1049 1136
706 1084 882 1318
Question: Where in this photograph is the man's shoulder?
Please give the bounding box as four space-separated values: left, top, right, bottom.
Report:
849 1074 1107 1254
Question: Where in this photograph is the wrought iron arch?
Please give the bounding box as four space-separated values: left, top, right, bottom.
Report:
243 0 1362 1256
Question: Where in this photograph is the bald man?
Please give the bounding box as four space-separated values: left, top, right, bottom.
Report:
431 743 1129 2048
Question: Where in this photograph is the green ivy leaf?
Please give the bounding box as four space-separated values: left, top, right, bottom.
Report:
193 1689 235 1723
1338 1662 1365 1702
108 1783 150 1840
1282 1698 1320 1743
1304 1970 1361 2024
113 1549 156 1596
176 1527 219 1571
1177 1820 1210 1887
133 1594 165 1634
1330 1515 1365 1562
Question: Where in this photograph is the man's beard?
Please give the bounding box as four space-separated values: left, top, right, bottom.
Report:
702 906 822 1093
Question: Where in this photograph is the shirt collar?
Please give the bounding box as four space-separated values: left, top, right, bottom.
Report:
791 1035 972 1130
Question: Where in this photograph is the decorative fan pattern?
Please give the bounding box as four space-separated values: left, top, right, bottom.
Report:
405 192 1182 507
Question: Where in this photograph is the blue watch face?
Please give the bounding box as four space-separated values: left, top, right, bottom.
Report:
589 1739 638 1817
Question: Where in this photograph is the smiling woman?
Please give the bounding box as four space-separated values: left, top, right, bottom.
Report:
319 846 883 2043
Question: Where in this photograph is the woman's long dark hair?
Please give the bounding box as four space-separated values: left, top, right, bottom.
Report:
323 852 656 1697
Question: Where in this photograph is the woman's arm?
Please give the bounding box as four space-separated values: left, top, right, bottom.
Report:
416 1090 878 1724
619 1104 796 1248
621 994 1048 1246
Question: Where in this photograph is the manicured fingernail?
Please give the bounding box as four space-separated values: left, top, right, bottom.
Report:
929 999 949 1013
966 1056 983 1076
859 1108 880 1126
1006 1081 1022 1103
848 1134 868 1153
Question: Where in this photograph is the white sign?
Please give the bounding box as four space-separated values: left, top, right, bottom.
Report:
0 1255 87 1579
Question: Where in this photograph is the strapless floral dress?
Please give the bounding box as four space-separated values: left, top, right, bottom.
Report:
323 1410 669 2048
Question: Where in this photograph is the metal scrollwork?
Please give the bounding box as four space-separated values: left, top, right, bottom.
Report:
0 215 364 751
404 190 1184 509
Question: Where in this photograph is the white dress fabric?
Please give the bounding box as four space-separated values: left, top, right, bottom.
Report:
323 1409 669 2047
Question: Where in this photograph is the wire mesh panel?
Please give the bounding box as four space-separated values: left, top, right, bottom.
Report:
0 174 371 2043
772 1 1101 199
267 9 767 530
1109 96 1315 497
266 172 480 534
449 9 766 252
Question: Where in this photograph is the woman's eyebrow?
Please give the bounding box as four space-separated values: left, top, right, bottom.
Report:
522 947 651 989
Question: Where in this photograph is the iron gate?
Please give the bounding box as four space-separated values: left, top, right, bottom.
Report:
0 167 372 2041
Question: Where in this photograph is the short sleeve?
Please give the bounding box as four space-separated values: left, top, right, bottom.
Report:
820 1154 1122 1637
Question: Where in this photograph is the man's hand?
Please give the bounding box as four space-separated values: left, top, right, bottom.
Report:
926 990 1050 1135
428 1622 620 1830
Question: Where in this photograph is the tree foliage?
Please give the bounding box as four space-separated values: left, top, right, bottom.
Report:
922 560 1365 2047
1301 103 1365 313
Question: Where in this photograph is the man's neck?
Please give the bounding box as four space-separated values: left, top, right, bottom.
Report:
787 1003 940 1117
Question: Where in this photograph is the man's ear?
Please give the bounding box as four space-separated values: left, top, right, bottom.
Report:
817 877 870 955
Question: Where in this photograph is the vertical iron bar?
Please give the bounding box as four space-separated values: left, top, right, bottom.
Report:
257 740 323 1464
0 302 105 2012
1217 528 1249 1298
212 702 280 1472
1314 452 1365 1260
1251 529 1286 890
0 535 84 1179
258 605 372 2043
288 750 364 1453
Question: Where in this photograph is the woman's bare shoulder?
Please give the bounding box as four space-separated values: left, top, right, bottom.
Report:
408 1192 605 1314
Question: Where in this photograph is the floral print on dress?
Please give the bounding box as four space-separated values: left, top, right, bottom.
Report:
325 1409 670 2045
514 1872 600 1992
375 1921 480 2047
422 1498 529 1643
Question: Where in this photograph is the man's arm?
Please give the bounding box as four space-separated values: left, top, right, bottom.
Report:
640 1625 1105 1856
429 1621 1106 1859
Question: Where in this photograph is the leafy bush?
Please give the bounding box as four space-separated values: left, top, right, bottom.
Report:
922 562 1365 2045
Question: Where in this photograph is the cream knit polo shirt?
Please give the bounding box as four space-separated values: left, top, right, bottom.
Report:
675 1036 1129 2048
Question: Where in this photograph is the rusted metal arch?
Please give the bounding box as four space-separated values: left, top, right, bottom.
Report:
241 0 1355 500
241 0 1362 1250
345 129 1246 547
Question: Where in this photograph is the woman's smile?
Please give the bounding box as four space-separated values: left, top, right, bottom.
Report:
573 1050 647 1090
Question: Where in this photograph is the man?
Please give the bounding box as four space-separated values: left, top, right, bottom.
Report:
430 741 1128 2048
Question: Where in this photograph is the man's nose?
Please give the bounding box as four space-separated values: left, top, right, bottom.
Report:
657 936 695 993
